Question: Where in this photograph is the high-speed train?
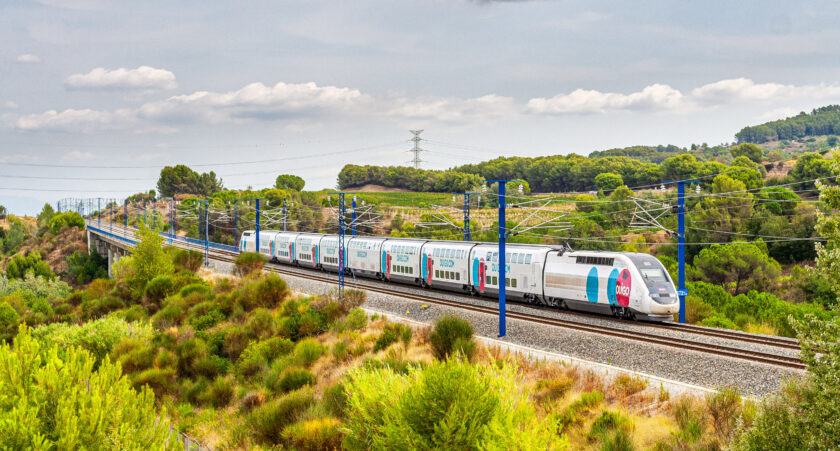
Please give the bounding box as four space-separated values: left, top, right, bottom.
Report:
240 231 679 321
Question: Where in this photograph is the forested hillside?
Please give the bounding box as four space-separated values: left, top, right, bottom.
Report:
736 105 840 144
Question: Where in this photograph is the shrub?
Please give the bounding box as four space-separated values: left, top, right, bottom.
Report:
203 375 236 407
32 317 154 363
373 323 412 352
151 302 185 330
240 391 267 413
172 248 204 273
248 387 315 444
66 251 108 285
155 348 177 368
343 357 556 450
0 326 180 449
130 225 174 291
611 374 648 398
223 325 250 360
188 302 226 331
255 274 289 306
322 382 347 418
47 211 85 234
331 341 350 361
266 366 315 394
294 338 325 366
131 367 177 395
588 410 632 440
346 308 367 330
707 386 742 443
672 396 707 444
558 391 604 430
247 308 276 339
533 376 574 404
111 339 156 373
80 295 126 320
237 337 295 377
0 301 20 341
192 354 230 378
700 315 738 330
5 252 54 280
234 252 268 277
179 282 212 300
176 338 209 376
144 275 176 305
429 315 474 360
451 337 477 361
282 417 343 451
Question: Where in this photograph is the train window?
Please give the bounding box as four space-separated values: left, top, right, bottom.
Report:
456 272 460 280
519 254 525 264
512 278 517 288
493 276 498 285
486 275 490 284
505 252 511 262
435 270 439 278
525 254 532 264
505 278 509 287
493 252 499 262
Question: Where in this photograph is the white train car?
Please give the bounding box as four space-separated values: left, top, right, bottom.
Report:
380 239 426 284
257 230 281 258
420 241 476 292
543 251 678 320
294 233 324 268
347 237 386 277
239 231 256 253
318 235 342 272
271 232 299 264
470 244 553 301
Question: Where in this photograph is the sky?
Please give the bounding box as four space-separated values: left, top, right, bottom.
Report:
2 0 840 215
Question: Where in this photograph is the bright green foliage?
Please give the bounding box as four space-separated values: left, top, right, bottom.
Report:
338 164 483 192
0 326 180 450
131 224 174 291
171 248 204 273
66 250 108 285
275 174 305 191
661 154 702 181
1 216 27 254
595 172 624 192
692 242 781 295
729 143 763 163
234 251 268 277
0 302 20 341
816 151 840 305
48 211 85 234
32 316 154 363
266 366 315 394
343 357 561 450
429 315 475 360
5 252 54 280
558 390 604 430
0 273 71 300
144 275 176 303
373 322 412 352
294 338 325 366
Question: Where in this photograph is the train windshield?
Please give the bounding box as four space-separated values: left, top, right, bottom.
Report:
627 254 672 286
639 268 668 282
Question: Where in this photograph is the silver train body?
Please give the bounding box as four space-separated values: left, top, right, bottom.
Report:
239 231 679 321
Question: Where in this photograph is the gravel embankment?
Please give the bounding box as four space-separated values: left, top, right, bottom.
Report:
276 268 802 397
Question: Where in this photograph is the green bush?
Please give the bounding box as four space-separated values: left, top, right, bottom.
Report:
32 316 154 363
700 315 738 330
144 275 176 304
172 248 204 273
558 391 604 430
373 323 412 352
234 252 268 277
202 375 236 407
151 301 185 330
237 337 295 377
223 325 250 360
5 252 54 280
188 302 226 331
266 366 316 394
248 387 315 444
48 211 85 234
179 282 212 299
343 357 556 450
707 387 743 443
192 354 230 378
246 308 276 339
588 410 632 440
323 382 348 418
282 417 344 451
0 301 20 341
131 367 177 395
346 308 367 330
294 338 325 366
429 315 475 360
0 326 181 449
66 251 108 285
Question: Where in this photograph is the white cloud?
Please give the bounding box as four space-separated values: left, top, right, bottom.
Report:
386 94 517 122
138 81 369 123
691 78 840 105
65 66 177 91
13 108 137 133
527 83 684 114
61 150 95 160
16 54 41 64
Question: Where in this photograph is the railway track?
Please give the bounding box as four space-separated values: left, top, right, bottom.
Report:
90 224 806 370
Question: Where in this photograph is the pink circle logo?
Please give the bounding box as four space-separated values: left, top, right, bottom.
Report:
616 269 632 307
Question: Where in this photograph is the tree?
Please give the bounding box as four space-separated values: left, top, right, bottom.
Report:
729 143 763 163
689 175 754 247
275 174 305 191
594 172 623 193
815 151 840 304
661 154 702 181
157 165 224 197
692 242 781 295
790 152 833 190
5 252 54 280
0 325 181 449
36 203 55 233
131 224 174 291
48 212 85 235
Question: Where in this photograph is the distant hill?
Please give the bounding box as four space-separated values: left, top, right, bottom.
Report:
588 144 730 164
736 105 840 144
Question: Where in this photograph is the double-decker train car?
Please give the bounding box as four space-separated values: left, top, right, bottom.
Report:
241 230 679 321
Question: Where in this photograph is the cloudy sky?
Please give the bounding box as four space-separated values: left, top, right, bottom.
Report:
2 0 840 214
